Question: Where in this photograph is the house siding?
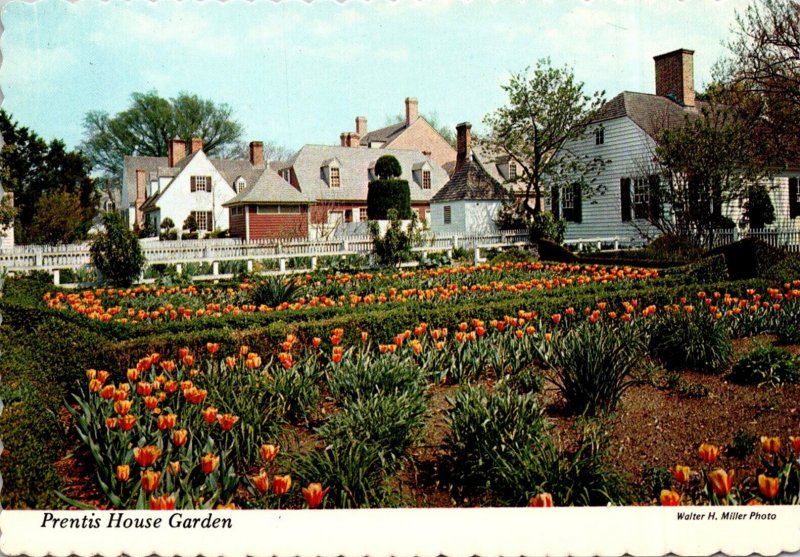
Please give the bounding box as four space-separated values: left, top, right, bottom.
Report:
723 174 800 229
430 201 467 235
386 119 457 168
247 206 308 240
229 211 246 238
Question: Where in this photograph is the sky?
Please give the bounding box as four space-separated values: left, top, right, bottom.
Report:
0 0 749 155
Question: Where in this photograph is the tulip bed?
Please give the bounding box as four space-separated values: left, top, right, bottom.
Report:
59 282 800 510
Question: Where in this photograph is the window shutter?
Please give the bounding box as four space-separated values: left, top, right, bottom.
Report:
790 178 799 219
572 183 582 223
206 176 213 193
190 176 196 192
620 178 632 222
648 175 661 221
551 185 561 220
207 211 214 231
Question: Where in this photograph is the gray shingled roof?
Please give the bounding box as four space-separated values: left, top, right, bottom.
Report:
472 144 528 195
123 155 167 206
283 145 449 203
430 153 512 203
223 169 309 206
595 91 707 139
359 122 406 146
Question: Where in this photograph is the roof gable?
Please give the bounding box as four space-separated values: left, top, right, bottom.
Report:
594 91 707 140
431 153 511 203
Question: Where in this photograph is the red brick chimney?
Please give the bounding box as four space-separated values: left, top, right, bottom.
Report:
249 141 265 167
135 169 147 227
190 137 203 154
405 97 419 126
340 133 348 147
455 122 472 174
168 138 186 167
356 116 367 137
341 132 360 148
654 48 695 107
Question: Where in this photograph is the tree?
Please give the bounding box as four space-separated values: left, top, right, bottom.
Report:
645 101 764 247
483 59 606 217
220 140 294 162
367 156 412 220
716 0 800 165
0 110 97 244
387 110 456 147
369 209 419 266
742 183 776 229
81 91 245 178
375 155 402 179
90 212 145 286
28 191 89 245
183 213 198 233
0 192 15 232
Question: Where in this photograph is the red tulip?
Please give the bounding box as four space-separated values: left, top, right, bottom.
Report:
529 493 554 507
758 475 779 499
272 474 292 496
200 453 219 475
660 489 681 506
302 483 330 508
708 469 734 497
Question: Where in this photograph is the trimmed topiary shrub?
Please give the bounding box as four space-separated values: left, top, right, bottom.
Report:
729 345 800 386
705 238 786 280
367 180 412 220
375 155 402 179
536 238 578 263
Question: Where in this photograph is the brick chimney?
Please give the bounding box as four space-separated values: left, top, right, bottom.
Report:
190 137 203 154
135 169 147 227
356 116 367 137
405 97 419 126
249 141 265 167
168 138 186 167
654 48 695 107
342 132 361 148
340 133 348 147
455 122 472 174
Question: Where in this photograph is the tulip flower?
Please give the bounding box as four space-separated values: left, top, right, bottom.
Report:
272 474 292 496
207 342 220 354
168 461 181 476
302 483 330 509
140 470 161 493
134 445 162 467
98 370 111 384
200 453 220 475
106 417 118 429
114 400 133 416
184 387 207 405
157 413 177 431
528 493 554 507
707 469 735 497
113 389 128 401
218 413 239 431
312 337 321 347
89 379 102 393
758 475 779 499
671 465 691 485
118 415 137 432
100 385 115 399
250 470 270 494
136 382 153 396
659 489 681 506
202 407 219 425
149 494 176 510
225 356 237 369
260 444 279 462
172 429 188 447
178 348 189 359
760 436 781 454
698 443 720 464
116 464 130 482
86 369 97 380
790 436 800 456
143 396 159 411
361 331 369 342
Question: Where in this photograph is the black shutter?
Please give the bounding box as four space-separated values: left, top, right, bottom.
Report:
648 175 661 222
207 211 214 231
206 176 213 193
190 176 196 192
573 183 582 223
551 185 561 220
620 178 632 222
790 177 799 219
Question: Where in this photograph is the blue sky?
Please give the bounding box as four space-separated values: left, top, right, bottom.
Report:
1 0 747 155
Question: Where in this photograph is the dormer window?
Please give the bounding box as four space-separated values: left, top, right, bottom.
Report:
413 161 432 189
509 162 517 180
422 171 431 190
330 167 340 188
322 159 342 188
235 177 247 193
595 127 605 145
281 169 291 182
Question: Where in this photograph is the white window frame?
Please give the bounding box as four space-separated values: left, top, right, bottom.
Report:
633 177 650 219
191 175 211 193
235 177 246 193
191 210 213 231
359 207 368 222
562 186 575 210
422 170 431 190
230 206 244 217
256 205 302 215
595 128 605 145
329 167 341 188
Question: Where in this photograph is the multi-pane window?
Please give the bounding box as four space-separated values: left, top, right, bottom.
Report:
190 176 212 193
562 185 575 210
235 178 246 193
359 207 368 221
230 206 244 217
595 127 605 145
329 167 340 188
281 169 291 182
422 170 431 190
443 205 452 225
509 162 517 180
633 178 650 219
256 205 301 214
191 210 213 231
345 209 353 223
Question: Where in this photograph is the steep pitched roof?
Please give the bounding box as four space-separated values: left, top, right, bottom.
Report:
223 169 309 206
123 155 167 206
359 122 406 146
285 145 449 203
594 91 707 139
430 153 511 203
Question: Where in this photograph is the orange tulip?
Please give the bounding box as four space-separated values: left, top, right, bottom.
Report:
157 413 177 431
760 436 781 454
671 465 691 485
114 400 133 415
134 445 162 467
218 413 239 431
179 347 189 359
118 415 137 431
246 354 262 369
98 370 110 384
790 436 800 455
660 489 681 506
86 369 97 380
149 494 176 510
207 342 220 354
172 429 188 447
529 493 554 507
747 498 764 505
312 337 322 347
707 469 735 497
164 380 178 394
200 453 220 475
106 417 118 429
116 464 130 482
551 314 562 324
272 474 292 496
113 388 128 401
302 483 330 508
332 352 342 364
184 387 207 405
250 470 270 494
698 443 721 464
143 396 159 411
168 461 181 476
202 407 219 425
140 470 161 493
758 475 779 499
260 444 279 462
136 382 153 396
225 356 237 369
89 379 102 393
100 385 116 399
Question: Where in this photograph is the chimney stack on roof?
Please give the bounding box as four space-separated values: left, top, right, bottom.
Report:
356 116 367 137
249 141 265 168
190 137 203 154
654 48 695 107
405 97 419 126
455 122 472 175
168 138 186 167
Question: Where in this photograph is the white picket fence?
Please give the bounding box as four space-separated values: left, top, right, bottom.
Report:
710 227 800 253
0 230 531 284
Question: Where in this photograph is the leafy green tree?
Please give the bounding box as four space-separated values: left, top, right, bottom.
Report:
0 110 97 244
369 209 419 266
0 192 15 232
483 59 606 216
29 191 89 245
742 183 776 229
90 212 145 286
183 213 198 232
